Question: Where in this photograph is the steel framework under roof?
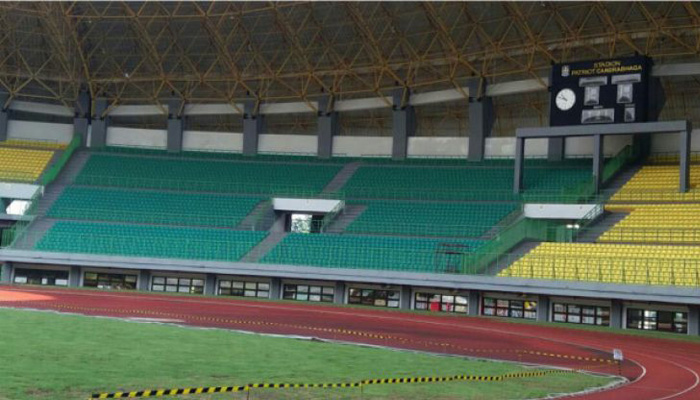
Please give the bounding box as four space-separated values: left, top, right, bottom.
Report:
0 1 700 112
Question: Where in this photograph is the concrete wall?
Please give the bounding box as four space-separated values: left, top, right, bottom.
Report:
183 130 243 153
259 134 317 154
7 120 73 144
106 127 167 149
651 129 700 153
407 137 467 157
333 136 393 157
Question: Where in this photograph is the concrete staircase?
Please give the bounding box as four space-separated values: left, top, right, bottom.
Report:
53 150 91 185
602 162 643 193
240 232 288 262
236 201 276 231
575 212 629 243
324 205 367 233
322 162 362 194
485 240 540 275
11 218 56 250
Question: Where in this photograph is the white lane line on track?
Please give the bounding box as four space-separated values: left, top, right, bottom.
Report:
15 288 700 399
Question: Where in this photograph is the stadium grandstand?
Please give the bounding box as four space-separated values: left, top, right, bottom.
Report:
3 2 700 399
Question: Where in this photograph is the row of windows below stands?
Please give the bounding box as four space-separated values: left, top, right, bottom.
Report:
7 269 692 334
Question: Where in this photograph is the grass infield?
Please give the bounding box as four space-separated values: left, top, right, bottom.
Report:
0 308 617 400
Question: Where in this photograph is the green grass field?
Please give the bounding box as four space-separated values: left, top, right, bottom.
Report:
0 308 616 400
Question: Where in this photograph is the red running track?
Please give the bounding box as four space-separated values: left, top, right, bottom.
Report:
1 286 699 399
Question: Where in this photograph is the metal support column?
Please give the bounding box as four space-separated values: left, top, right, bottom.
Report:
90 98 110 148
467 96 493 162
513 137 525 194
399 285 412 310
166 98 184 153
468 290 480 316
688 306 700 336
392 88 415 160
317 95 337 159
68 266 81 287
547 138 565 162
0 91 9 142
680 128 691 193
138 270 151 291
593 134 605 193
610 300 624 329
204 273 217 296
536 295 550 322
74 89 90 146
269 278 281 300
0 262 12 283
243 100 263 156
334 281 346 305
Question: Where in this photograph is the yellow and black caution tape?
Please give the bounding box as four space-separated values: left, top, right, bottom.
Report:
90 369 575 398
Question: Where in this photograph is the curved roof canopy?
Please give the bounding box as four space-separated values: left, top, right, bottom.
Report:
1 1 699 109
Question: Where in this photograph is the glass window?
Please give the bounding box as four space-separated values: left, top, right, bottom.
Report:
552 302 610 326
348 287 399 308
218 280 270 299
414 292 468 314
627 308 688 334
13 268 69 287
483 297 537 320
151 275 204 294
83 272 137 290
282 284 334 303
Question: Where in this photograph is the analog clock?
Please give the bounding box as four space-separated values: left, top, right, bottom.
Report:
555 88 576 111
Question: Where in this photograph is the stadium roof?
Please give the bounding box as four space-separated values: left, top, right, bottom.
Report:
1 1 699 109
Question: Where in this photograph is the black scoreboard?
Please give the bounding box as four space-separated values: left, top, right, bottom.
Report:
549 56 652 126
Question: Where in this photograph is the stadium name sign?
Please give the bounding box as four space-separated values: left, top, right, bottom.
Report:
549 56 652 127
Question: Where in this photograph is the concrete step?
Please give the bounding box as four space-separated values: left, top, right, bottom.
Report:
54 150 91 185
485 240 540 276
324 205 367 233
603 162 644 193
575 212 629 243
237 201 275 231
322 162 362 194
35 185 67 216
240 232 288 263
11 217 56 250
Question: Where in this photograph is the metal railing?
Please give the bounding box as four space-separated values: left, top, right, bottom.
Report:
598 226 700 243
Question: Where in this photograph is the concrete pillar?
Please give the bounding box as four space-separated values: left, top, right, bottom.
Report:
547 138 565 162
317 95 338 159
468 290 480 316
68 266 81 287
688 306 699 336
467 83 493 162
536 295 550 322
0 262 12 283
243 100 263 156
74 89 90 146
166 98 184 153
138 270 151 291
334 281 346 305
269 278 281 300
391 88 415 160
0 91 9 142
204 273 217 296
680 128 691 193
513 137 525 194
90 98 110 148
399 285 412 310
593 134 605 193
610 300 624 329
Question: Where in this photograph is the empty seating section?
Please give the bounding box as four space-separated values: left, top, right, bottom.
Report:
1 139 67 150
611 165 700 202
261 234 482 273
75 154 342 194
47 187 262 228
342 164 591 200
36 221 267 261
346 201 517 237
599 204 700 244
0 147 54 182
500 242 700 286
